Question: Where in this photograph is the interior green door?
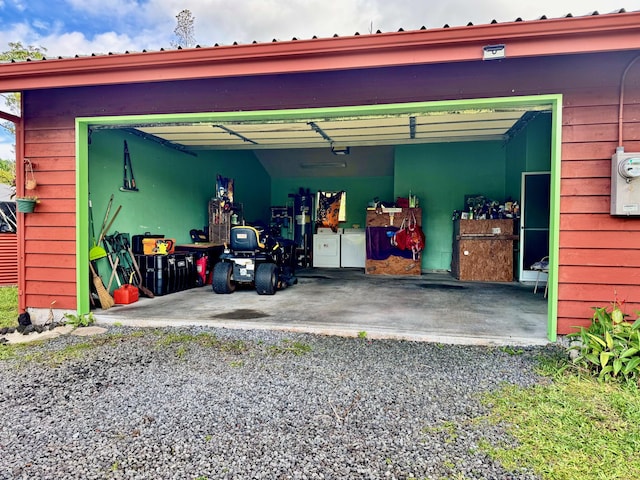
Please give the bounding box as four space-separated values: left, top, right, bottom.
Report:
519 172 550 282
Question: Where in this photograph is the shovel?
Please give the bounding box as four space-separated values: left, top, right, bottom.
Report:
91 205 121 261
89 198 107 261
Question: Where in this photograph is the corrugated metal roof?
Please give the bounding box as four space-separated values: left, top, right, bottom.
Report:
3 8 639 92
0 8 632 64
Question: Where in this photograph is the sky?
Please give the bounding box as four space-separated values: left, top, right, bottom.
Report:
1 0 640 160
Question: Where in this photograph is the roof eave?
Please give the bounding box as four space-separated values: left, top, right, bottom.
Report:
1 11 639 91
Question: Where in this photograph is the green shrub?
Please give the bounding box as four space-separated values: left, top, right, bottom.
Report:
569 299 640 385
63 312 95 328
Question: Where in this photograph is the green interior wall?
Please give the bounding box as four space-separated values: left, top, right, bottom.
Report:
506 112 552 200
271 176 394 228
394 141 507 271
505 129 527 202
88 130 270 245
525 113 552 171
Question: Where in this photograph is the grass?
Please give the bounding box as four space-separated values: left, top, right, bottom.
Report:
0 339 96 365
266 339 312 356
480 353 640 480
1 325 312 365
0 286 17 328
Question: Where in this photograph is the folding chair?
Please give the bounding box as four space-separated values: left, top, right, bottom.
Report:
531 256 549 298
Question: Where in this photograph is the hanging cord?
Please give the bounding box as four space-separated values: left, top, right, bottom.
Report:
24 158 36 190
617 54 640 148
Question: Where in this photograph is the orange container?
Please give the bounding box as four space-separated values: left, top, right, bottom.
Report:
114 284 139 304
142 238 175 255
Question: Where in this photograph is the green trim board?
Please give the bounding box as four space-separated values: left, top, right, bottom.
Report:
76 121 90 316
547 97 562 343
75 94 562 339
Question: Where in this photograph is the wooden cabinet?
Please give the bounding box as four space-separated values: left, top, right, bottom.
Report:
451 219 517 282
365 208 422 275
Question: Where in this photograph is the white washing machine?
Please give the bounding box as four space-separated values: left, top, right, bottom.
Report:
313 232 341 267
340 229 366 268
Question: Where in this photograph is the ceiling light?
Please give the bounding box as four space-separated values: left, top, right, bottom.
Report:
300 161 347 169
331 145 350 155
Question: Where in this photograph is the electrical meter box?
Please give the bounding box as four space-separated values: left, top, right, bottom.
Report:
611 151 640 216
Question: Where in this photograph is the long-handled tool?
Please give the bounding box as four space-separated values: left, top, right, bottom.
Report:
107 256 120 292
123 236 154 298
89 261 114 309
98 194 114 240
89 197 107 261
120 140 138 192
103 232 154 298
92 204 121 263
97 205 121 246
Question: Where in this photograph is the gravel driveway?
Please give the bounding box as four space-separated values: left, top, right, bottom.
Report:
0 326 552 479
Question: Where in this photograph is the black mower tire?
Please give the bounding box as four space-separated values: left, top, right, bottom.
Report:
212 262 235 294
255 263 277 295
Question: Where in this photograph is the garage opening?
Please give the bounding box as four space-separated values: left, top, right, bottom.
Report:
77 95 561 343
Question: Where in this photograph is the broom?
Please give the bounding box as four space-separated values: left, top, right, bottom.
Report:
89 261 115 309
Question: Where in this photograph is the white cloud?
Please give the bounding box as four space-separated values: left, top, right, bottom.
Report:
40 31 138 57
0 140 15 161
64 0 143 18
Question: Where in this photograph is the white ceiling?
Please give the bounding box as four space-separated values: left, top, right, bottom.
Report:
113 107 548 177
137 110 529 150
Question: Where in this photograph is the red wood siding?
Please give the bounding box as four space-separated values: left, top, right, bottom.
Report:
20 125 76 310
558 80 640 334
20 50 640 336
0 234 18 285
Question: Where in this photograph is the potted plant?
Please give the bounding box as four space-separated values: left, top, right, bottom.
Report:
15 195 39 213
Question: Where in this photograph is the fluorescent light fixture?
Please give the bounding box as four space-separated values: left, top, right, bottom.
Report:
300 161 347 169
331 145 350 155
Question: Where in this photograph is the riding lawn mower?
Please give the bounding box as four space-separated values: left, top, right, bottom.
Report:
212 225 297 295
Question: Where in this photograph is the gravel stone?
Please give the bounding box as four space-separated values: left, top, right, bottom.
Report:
0 326 557 479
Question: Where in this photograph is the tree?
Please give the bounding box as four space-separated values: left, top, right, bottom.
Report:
0 41 46 62
172 9 196 48
0 159 15 185
1 42 46 185
1 42 47 136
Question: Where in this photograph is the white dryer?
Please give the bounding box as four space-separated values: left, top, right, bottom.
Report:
340 228 366 268
313 232 341 267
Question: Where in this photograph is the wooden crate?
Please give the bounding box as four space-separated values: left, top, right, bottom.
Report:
451 219 517 282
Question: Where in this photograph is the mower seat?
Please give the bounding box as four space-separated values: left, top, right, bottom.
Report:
230 226 265 252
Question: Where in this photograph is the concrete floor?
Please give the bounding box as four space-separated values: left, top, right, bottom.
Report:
94 268 550 346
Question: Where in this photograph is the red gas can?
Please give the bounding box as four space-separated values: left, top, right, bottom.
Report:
195 253 209 286
114 284 139 304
